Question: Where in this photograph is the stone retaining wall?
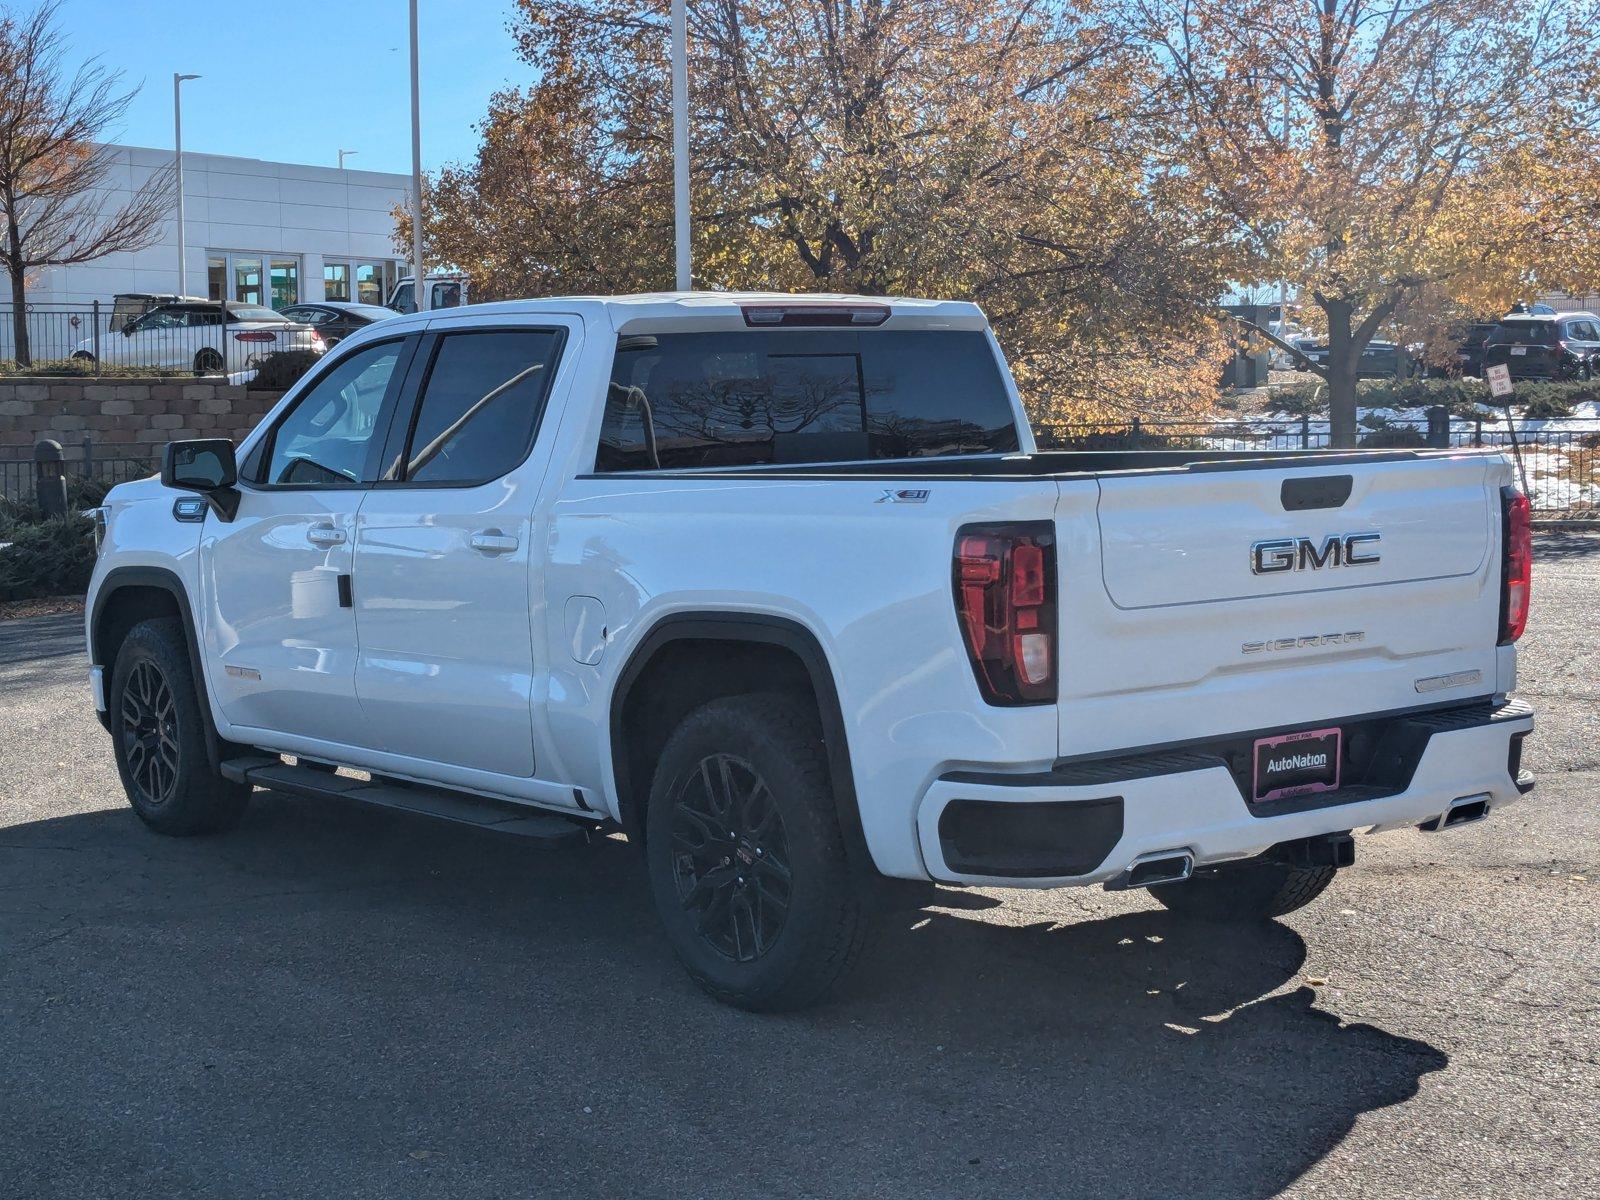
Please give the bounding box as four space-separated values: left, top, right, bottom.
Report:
0 379 286 463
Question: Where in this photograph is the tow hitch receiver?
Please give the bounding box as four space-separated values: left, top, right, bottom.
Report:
1270 832 1356 870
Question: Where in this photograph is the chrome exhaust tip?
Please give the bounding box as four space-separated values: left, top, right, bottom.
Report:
1419 793 1492 832
1106 849 1195 891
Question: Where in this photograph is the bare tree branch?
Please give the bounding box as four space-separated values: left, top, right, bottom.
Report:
0 1 175 362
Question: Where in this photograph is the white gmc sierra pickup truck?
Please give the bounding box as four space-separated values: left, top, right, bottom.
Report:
85 293 1536 1010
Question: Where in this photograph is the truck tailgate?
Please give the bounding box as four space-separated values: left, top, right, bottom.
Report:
1056 454 1504 758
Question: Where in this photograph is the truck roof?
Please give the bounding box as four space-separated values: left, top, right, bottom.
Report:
417 291 989 334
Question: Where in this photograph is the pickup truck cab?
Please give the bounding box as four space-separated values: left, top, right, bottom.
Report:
85 293 1536 1010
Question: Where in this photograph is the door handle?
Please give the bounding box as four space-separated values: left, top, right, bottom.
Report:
470 529 519 555
307 524 347 547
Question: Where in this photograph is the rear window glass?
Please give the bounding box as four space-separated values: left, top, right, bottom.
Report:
595 330 1019 472
228 304 289 323
1493 320 1558 344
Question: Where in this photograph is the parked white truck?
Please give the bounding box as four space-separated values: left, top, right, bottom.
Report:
85 293 1536 1010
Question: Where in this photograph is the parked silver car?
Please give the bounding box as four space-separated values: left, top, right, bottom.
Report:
73 301 324 376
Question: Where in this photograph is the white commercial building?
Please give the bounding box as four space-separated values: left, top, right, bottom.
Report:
28 144 411 310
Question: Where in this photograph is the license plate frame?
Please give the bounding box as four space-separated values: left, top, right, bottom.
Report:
1510 346 1528 356
1252 727 1342 804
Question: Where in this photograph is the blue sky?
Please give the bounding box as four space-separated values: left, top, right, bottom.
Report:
59 0 533 174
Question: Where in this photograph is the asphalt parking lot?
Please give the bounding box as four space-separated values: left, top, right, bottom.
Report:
1 539 1596 1200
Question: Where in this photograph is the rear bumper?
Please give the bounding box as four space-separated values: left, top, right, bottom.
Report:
913 698 1533 888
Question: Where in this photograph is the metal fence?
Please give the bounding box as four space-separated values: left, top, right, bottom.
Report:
0 303 321 377
1034 416 1600 515
1 439 154 508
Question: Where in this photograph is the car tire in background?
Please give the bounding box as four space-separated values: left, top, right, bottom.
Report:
194 348 224 376
645 693 871 1011
109 617 251 837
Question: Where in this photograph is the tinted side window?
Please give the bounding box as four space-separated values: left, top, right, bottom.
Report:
596 330 1018 471
395 329 562 485
262 340 405 486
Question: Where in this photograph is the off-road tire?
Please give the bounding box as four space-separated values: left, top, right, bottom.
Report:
1152 857 1337 921
109 617 251 836
645 693 870 1011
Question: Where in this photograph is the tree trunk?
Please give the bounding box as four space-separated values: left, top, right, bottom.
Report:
1324 298 1359 448
8 266 28 368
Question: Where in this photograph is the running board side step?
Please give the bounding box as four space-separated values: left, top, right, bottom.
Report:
221 757 594 846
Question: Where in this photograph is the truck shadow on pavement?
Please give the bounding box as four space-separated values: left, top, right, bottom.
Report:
0 791 1447 1200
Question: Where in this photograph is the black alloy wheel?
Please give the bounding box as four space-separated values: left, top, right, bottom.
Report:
644 694 870 1010
668 752 793 963
109 617 251 836
120 659 179 806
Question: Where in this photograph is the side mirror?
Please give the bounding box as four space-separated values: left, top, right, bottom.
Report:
162 439 241 521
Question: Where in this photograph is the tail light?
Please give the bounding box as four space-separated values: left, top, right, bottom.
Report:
953 522 1057 705
233 330 278 343
1499 487 1531 644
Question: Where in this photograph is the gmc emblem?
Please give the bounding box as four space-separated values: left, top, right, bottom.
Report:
1251 532 1381 575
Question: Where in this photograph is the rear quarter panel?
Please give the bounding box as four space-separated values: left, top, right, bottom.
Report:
540 474 1061 878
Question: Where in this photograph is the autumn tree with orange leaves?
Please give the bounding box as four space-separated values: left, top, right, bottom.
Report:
406 0 1239 424
1142 0 1600 443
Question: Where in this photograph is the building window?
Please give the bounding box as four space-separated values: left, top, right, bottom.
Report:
206 256 226 301
324 262 350 302
355 261 398 306
270 258 299 309
234 257 263 306
205 250 305 310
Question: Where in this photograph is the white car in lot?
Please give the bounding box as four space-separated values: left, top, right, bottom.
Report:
73 300 324 376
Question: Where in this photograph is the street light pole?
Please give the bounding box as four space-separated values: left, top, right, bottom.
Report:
671 0 690 291
173 73 201 296
1277 82 1289 336
408 0 428 312
338 149 358 170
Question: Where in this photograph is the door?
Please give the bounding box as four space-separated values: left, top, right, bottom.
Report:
198 336 414 742
118 308 184 368
351 323 569 777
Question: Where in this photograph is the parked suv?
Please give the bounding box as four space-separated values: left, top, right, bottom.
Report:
84 293 1536 1010
1482 313 1600 380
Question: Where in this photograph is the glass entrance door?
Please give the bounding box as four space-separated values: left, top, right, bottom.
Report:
270 259 299 308
206 250 303 309
233 257 263 306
